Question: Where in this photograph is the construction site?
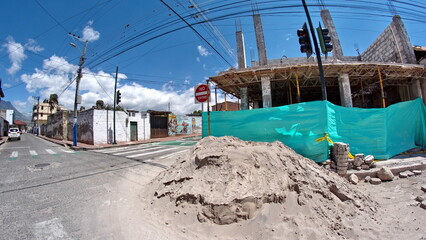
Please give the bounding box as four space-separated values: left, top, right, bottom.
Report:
209 9 426 109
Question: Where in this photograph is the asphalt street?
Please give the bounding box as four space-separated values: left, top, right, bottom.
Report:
0 133 194 239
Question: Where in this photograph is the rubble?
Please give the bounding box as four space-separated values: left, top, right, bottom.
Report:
329 143 376 173
399 172 408 178
145 136 378 239
349 174 359 185
365 176 372 183
415 196 425 202
370 178 382 185
420 201 426 210
377 167 394 181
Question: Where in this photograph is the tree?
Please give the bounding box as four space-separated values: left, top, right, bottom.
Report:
48 94 58 112
95 100 105 109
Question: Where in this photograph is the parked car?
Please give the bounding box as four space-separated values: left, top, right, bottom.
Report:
8 128 21 141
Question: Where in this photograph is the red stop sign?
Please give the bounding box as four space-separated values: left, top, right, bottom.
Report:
194 84 210 103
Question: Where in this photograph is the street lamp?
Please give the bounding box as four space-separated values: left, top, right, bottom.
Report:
70 39 88 146
32 96 39 136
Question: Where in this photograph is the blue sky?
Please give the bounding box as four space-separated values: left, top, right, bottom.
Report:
0 0 425 116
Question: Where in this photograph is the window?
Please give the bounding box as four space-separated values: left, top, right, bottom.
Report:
41 113 43 117
41 106 44 110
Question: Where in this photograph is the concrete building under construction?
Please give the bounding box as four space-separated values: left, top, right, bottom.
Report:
209 9 426 109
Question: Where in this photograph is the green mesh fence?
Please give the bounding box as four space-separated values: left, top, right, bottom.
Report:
202 98 426 162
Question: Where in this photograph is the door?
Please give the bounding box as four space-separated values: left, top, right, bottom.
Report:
150 115 168 138
130 122 138 141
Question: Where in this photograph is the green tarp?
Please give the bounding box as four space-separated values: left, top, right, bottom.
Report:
202 98 426 162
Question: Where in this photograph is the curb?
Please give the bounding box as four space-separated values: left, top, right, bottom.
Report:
36 134 202 151
345 160 426 180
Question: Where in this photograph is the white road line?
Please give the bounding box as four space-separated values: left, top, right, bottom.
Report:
46 149 56 155
10 151 18 158
60 149 75 153
159 149 189 159
30 150 38 156
93 144 155 154
127 147 180 158
112 146 163 156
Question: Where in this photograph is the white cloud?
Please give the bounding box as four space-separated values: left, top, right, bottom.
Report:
285 33 293 41
196 57 200 62
162 80 175 92
12 100 29 116
197 45 211 56
120 83 205 114
25 39 44 53
3 36 27 75
20 55 207 115
82 21 100 42
3 83 12 88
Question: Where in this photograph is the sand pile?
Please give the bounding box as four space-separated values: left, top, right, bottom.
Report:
145 136 381 239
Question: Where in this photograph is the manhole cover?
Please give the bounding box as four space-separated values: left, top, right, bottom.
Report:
35 163 50 168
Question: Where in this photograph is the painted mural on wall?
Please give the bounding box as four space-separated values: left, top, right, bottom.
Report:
191 116 202 134
168 115 202 136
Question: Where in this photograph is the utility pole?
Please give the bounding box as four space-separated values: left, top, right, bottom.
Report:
73 40 88 146
113 66 118 144
301 0 327 100
36 96 40 136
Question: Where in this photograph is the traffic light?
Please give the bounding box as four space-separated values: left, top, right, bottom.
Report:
116 90 121 104
317 23 333 54
297 23 312 57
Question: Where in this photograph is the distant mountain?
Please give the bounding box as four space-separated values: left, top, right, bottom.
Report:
0 100 31 123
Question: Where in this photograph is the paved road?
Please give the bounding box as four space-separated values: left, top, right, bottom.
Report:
0 133 193 239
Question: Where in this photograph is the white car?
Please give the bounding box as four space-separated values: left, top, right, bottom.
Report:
8 128 21 141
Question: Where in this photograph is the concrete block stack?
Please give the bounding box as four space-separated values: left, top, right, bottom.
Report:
331 142 349 176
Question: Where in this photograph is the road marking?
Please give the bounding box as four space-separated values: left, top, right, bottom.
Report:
158 149 189 159
94 144 155 154
60 149 75 153
9 151 18 160
46 149 58 156
112 146 163 156
30 150 40 159
127 147 180 158
33 218 71 240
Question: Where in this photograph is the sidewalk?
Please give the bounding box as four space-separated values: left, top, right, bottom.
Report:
37 134 201 151
32 134 426 179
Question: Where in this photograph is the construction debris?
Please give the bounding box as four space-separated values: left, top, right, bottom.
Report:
145 136 382 239
377 167 394 181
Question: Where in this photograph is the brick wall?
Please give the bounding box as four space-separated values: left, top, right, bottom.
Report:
361 15 416 64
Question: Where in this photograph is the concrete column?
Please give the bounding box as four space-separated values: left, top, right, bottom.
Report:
240 87 249 110
411 79 424 101
320 9 344 60
421 79 426 105
392 15 417 64
236 31 246 69
261 76 272 108
253 101 260 109
338 73 353 107
253 14 267 66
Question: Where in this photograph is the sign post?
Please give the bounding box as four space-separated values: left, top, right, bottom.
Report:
194 83 211 136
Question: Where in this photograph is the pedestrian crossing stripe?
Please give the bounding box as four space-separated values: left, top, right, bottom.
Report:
127 147 180 158
9 151 18 160
46 149 58 156
112 146 162 156
30 150 40 159
60 149 76 153
93 144 155 154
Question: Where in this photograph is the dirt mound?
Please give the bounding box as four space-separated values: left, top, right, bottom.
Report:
145 136 381 239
